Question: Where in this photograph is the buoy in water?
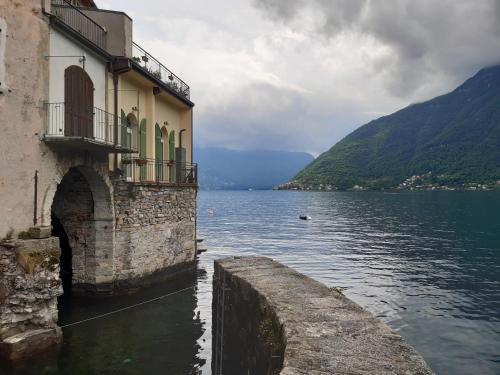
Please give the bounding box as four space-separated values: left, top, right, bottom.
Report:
299 215 312 220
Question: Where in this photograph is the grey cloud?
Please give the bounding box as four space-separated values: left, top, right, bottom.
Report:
253 0 500 97
195 81 362 155
107 0 500 155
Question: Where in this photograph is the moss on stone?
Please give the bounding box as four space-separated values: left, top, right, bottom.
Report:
17 250 59 274
17 231 31 240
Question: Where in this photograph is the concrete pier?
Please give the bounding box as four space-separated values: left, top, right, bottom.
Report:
213 256 434 375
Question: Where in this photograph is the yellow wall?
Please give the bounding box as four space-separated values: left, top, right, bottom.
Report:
110 70 193 173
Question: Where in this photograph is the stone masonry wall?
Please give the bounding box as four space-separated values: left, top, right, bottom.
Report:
113 180 197 283
0 239 61 341
51 168 96 286
213 257 434 375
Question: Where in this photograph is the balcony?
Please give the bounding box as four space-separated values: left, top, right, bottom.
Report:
132 42 190 100
120 158 198 186
50 0 107 50
43 102 138 153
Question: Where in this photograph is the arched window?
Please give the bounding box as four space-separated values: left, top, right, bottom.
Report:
127 113 138 149
155 123 163 181
155 123 162 161
64 65 93 138
120 111 138 180
161 127 169 161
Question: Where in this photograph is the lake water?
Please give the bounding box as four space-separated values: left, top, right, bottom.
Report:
3 190 500 375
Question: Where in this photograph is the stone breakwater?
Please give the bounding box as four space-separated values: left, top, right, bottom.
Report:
0 238 62 362
213 257 434 375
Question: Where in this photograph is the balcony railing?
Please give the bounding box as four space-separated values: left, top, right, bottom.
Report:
44 102 137 152
121 157 198 185
51 0 106 50
132 42 190 99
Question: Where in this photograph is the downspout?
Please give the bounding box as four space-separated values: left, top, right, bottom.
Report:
191 110 194 164
113 72 119 170
179 129 186 149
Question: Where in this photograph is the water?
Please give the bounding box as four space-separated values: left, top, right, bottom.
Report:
3 190 500 374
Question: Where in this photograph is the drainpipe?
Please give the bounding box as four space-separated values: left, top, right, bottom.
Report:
191 110 193 164
33 170 38 227
113 72 119 170
179 129 186 149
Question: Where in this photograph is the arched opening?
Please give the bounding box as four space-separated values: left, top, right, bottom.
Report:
155 123 163 181
52 215 72 294
161 126 169 182
127 112 138 148
64 65 94 138
122 112 138 180
50 166 114 297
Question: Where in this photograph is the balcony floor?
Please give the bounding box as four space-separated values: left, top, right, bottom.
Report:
43 135 137 154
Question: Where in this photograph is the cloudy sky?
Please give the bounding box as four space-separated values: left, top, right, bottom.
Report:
102 0 500 156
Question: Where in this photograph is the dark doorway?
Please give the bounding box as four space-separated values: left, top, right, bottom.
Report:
51 214 72 295
64 65 94 138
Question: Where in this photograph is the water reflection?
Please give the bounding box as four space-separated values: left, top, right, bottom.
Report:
196 190 500 375
2 269 206 375
2 190 499 375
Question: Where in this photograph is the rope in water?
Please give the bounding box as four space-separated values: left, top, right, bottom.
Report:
59 284 197 329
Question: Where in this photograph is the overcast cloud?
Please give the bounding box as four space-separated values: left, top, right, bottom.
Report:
101 0 500 156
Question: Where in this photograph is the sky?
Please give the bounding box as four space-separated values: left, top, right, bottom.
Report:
101 0 500 156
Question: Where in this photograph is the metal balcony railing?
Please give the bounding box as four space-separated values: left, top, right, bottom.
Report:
51 0 106 50
45 102 137 152
132 42 190 99
121 157 198 185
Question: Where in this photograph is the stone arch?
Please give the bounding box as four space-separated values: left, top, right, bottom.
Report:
161 126 169 159
49 165 115 293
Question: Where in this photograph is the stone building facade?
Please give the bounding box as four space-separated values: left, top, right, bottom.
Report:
0 0 197 360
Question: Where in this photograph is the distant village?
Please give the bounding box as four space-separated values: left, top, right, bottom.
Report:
277 173 500 192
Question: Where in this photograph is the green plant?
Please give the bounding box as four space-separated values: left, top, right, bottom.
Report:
2 228 14 242
17 231 31 240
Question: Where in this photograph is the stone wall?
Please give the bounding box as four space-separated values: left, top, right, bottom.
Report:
213 257 434 375
113 180 197 284
0 239 62 361
51 168 96 287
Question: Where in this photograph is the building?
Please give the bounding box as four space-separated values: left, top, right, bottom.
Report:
0 0 197 360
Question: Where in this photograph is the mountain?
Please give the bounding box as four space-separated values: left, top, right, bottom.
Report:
292 65 500 190
195 148 314 190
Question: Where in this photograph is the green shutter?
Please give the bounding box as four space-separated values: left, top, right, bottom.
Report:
120 109 128 148
169 131 175 182
155 124 163 160
169 130 175 161
139 119 147 159
139 119 147 180
155 124 163 181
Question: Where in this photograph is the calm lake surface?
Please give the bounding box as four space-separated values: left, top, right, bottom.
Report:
3 190 500 375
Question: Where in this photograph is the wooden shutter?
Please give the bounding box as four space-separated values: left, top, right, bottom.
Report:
64 66 94 138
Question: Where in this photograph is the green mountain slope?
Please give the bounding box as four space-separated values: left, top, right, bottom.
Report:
294 65 500 190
